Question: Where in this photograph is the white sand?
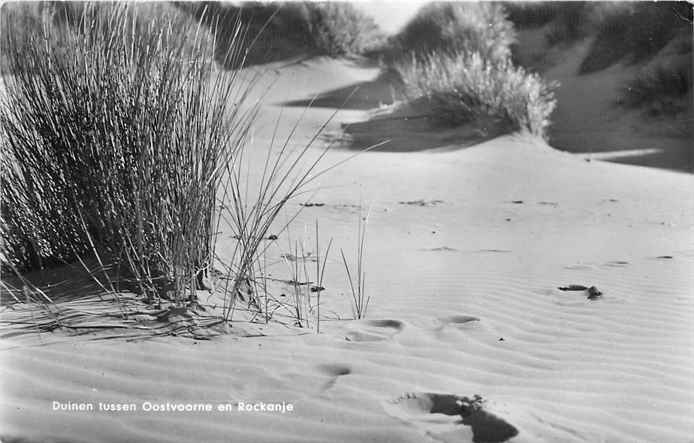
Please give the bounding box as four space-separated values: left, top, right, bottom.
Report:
1 58 693 443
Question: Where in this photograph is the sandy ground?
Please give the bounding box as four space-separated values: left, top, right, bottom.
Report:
1 58 694 443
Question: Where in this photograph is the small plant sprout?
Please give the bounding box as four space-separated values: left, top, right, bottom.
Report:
340 207 371 320
313 220 332 333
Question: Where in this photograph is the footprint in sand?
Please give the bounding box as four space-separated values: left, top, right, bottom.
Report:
475 249 511 254
384 392 518 443
563 263 598 271
398 199 444 207
317 363 352 392
435 315 482 338
421 246 459 252
439 315 480 326
344 319 404 342
318 363 352 377
603 260 629 268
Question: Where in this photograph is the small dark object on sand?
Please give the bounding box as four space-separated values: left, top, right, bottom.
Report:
398 199 444 207
559 284 603 300
266 234 278 240
510 200 524 204
558 284 589 291
656 255 673 259
310 286 325 293
300 202 325 207
587 286 602 300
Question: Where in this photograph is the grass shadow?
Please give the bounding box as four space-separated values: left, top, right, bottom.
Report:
600 147 694 173
1 260 118 304
338 101 510 153
280 67 401 110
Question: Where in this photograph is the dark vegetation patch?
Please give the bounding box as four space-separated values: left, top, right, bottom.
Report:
505 1 589 46
618 61 692 116
175 1 385 68
392 2 516 63
0 1 385 73
579 2 692 74
505 2 692 74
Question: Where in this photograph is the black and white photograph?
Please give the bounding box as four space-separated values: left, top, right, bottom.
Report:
0 1 692 442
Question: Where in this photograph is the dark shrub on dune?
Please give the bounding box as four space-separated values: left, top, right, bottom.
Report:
504 1 580 29
580 2 693 74
176 1 384 68
504 2 591 46
619 61 693 116
307 2 386 56
543 2 591 46
1 2 384 73
394 2 516 62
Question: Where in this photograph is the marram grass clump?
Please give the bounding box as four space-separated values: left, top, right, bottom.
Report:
395 51 558 138
0 3 257 304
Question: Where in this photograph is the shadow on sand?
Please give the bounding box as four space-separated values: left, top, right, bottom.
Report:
281 69 511 152
280 67 402 111
339 110 509 153
549 123 694 173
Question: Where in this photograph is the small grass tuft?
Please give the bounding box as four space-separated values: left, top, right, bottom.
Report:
340 210 370 320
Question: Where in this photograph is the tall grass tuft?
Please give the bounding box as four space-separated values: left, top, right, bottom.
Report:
0 3 258 305
313 221 332 333
215 88 360 322
340 210 369 320
395 51 558 137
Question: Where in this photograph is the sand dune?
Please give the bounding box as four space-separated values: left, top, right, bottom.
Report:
514 28 693 173
2 58 693 443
